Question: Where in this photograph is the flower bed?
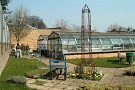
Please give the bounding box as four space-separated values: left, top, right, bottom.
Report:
69 66 103 80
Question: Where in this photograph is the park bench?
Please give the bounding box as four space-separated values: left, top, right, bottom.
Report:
49 54 67 80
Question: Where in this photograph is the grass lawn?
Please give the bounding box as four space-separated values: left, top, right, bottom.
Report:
0 56 48 90
67 56 134 68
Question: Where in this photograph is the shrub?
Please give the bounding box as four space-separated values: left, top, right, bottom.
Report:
70 66 103 80
74 66 84 74
77 84 135 90
21 44 30 55
126 66 135 76
7 76 26 85
25 69 49 79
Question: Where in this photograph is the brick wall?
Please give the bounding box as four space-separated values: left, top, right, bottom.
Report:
66 52 126 59
11 29 59 50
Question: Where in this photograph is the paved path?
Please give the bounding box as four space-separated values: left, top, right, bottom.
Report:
0 54 135 90
26 57 135 90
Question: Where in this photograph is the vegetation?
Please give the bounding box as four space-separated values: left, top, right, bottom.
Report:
0 57 48 90
25 69 49 79
67 56 133 68
21 44 30 55
77 84 135 90
27 15 47 29
32 80 46 86
54 18 69 30
70 66 103 80
126 66 135 76
8 5 30 43
0 0 11 10
106 23 135 33
7 76 26 85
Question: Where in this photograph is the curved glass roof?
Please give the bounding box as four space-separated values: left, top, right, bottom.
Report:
45 32 135 54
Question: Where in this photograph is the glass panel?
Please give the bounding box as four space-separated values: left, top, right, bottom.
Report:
98 35 112 45
127 35 135 39
109 35 118 39
111 39 122 44
101 39 112 44
61 39 76 45
92 39 101 44
48 33 59 40
47 32 62 54
131 39 135 43
92 35 99 39
117 35 128 39
122 39 131 44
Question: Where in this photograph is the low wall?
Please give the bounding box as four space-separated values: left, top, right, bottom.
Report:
66 52 126 59
0 50 10 76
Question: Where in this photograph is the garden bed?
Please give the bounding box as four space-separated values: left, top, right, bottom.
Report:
69 66 103 80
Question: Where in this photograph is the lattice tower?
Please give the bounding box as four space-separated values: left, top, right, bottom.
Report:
81 4 95 70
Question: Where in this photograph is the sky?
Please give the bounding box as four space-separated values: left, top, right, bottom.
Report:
8 0 135 32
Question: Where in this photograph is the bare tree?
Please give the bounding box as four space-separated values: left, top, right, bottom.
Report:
106 23 121 32
54 18 69 31
8 6 30 43
69 24 81 32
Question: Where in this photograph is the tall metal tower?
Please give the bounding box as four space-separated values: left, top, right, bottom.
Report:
81 4 94 69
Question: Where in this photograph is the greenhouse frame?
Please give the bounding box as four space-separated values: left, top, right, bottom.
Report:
37 35 48 49
37 31 135 54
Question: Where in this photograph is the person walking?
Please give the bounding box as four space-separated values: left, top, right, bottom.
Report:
16 43 22 58
40 44 45 56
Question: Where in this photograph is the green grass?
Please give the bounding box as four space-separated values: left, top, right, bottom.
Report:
67 56 134 68
0 56 48 90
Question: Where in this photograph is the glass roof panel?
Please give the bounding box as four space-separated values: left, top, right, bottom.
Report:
92 35 99 39
122 39 131 44
48 32 59 40
92 39 101 44
131 39 135 43
101 39 112 44
109 35 119 39
98 35 109 39
60 33 74 39
127 35 135 39
111 39 122 44
117 35 129 39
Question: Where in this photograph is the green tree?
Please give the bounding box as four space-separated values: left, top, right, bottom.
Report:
27 16 47 29
0 0 11 10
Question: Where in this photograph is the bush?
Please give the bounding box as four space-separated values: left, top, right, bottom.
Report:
126 66 135 76
7 76 26 85
77 84 135 90
70 66 103 80
25 69 49 79
21 44 30 55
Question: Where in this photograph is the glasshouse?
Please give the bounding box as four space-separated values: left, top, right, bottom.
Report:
37 35 48 49
37 31 135 54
